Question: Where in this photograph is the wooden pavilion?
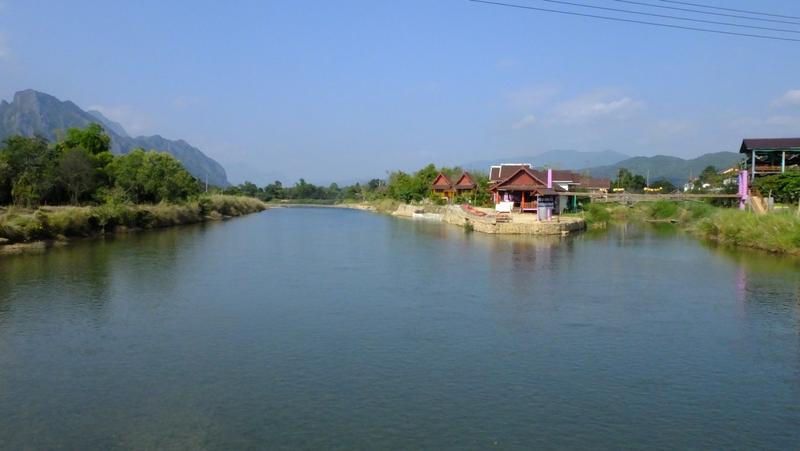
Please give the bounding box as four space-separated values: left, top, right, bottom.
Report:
740 138 800 180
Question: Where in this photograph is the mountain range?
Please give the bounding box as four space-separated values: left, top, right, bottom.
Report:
465 149 631 173
467 149 743 185
0 90 230 186
581 152 743 185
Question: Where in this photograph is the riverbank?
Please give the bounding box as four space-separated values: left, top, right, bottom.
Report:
581 201 800 256
0 195 268 254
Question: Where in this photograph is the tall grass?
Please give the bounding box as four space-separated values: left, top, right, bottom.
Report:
581 203 612 226
0 195 267 244
647 200 679 219
695 209 800 255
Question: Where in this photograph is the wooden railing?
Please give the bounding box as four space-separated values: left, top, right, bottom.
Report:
520 200 538 210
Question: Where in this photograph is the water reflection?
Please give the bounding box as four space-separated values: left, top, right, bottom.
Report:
1 209 800 449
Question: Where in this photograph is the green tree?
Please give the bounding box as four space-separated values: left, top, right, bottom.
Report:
650 178 677 193
386 171 418 202
57 148 96 204
1 136 57 206
614 168 646 192
110 149 200 203
699 165 718 184
263 181 284 201
2 135 53 176
367 179 382 191
56 124 114 187
752 171 800 203
0 153 11 204
11 170 45 207
58 123 112 156
239 181 260 198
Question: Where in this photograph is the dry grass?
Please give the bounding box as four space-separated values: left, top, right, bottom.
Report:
0 195 268 244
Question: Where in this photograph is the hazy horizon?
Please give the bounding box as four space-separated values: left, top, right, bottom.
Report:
2 0 799 184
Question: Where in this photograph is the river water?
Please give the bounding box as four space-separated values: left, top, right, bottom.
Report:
1 208 799 449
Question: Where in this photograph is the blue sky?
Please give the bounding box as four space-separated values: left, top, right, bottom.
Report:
1 0 800 184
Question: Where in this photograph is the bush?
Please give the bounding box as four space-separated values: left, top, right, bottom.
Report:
582 203 612 226
648 200 679 219
752 171 800 204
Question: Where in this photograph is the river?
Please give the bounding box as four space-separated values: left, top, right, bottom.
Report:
1 207 799 449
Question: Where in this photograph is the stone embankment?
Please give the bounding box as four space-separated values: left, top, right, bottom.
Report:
392 204 585 235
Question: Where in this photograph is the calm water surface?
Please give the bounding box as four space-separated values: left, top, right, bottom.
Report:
1 208 799 449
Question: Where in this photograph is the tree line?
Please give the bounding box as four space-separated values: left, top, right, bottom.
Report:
223 164 493 206
0 124 201 207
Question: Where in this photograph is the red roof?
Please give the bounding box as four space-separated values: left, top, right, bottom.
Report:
431 173 453 189
454 172 477 189
575 175 612 190
489 164 610 190
489 164 531 182
490 166 566 192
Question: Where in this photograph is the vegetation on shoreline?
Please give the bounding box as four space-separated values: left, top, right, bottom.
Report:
0 195 266 244
224 163 493 207
0 125 267 246
696 210 800 255
580 200 800 255
1 124 203 207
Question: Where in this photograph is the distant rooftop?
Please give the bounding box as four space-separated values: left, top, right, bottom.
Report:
740 138 800 153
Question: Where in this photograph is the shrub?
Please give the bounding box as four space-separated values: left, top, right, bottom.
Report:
648 200 679 219
582 203 611 226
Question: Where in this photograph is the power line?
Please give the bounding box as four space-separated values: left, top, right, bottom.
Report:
530 0 800 35
614 0 800 26
660 0 800 21
468 0 800 42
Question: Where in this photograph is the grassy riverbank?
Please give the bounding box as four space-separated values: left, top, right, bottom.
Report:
581 201 800 255
0 195 267 245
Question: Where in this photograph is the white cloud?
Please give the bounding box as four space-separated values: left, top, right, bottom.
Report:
764 115 800 127
730 114 800 138
772 89 800 107
506 85 559 110
87 104 152 135
553 91 643 122
512 114 537 130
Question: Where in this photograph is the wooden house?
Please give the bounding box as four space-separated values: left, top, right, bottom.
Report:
490 164 609 193
431 173 455 200
453 172 477 196
489 166 566 214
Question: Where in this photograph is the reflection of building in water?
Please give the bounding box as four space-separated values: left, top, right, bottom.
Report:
487 236 564 305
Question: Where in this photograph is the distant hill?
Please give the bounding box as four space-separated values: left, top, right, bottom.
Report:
87 109 130 138
465 149 630 172
0 89 230 186
581 152 743 185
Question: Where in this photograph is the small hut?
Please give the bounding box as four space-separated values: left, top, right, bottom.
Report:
453 172 477 196
431 173 455 200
